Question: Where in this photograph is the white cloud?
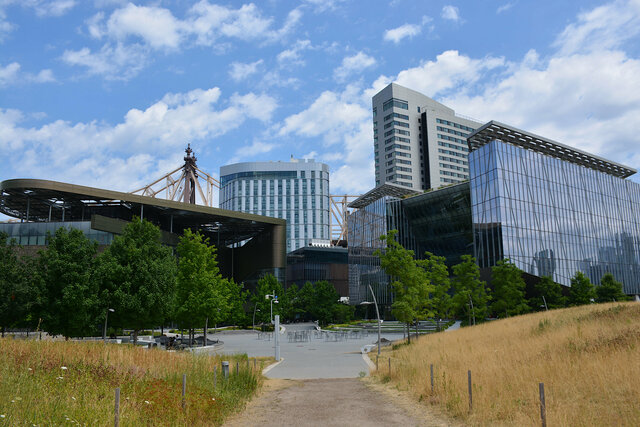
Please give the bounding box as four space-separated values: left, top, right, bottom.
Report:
230 140 278 163
302 0 347 13
277 39 311 66
441 5 461 22
32 0 76 17
0 87 278 190
0 62 55 87
106 3 184 49
553 0 640 55
383 23 422 44
333 52 376 82
497 2 515 14
61 43 148 81
229 59 263 81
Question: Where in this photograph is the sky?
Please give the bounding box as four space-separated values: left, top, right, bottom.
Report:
2 0 640 208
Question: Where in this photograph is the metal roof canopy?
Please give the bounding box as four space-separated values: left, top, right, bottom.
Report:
348 182 420 209
0 179 285 246
467 121 636 179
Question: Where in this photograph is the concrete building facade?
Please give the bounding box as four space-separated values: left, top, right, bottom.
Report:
372 83 481 190
220 158 330 253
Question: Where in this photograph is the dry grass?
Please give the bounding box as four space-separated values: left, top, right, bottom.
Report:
0 339 270 426
372 302 640 426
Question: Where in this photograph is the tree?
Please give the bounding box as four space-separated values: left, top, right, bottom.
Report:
568 271 596 306
489 259 530 318
280 283 301 322
596 273 628 303
225 279 249 327
419 252 452 322
376 230 433 343
174 229 228 345
0 233 32 337
296 281 315 322
310 280 341 325
97 218 176 344
530 276 566 310
36 228 100 338
451 255 488 326
250 274 285 325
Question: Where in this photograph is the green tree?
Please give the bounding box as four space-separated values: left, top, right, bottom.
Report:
451 255 488 326
296 281 315 322
250 274 285 325
419 252 451 322
489 259 530 318
225 279 249 327
36 228 100 338
97 218 176 344
568 271 596 306
174 229 228 344
530 276 566 310
310 280 341 325
280 284 301 322
376 230 433 342
0 233 32 336
595 273 628 303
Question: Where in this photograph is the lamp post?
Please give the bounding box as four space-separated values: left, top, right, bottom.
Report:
103 308 114 342
360 283 381 356
265 291 279 324
252 303 261 331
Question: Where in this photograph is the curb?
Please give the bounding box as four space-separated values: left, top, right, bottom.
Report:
262 358 284 375
361 351 376 372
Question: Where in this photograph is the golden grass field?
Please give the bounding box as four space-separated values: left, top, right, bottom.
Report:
372 302 640 426
0 339 269 426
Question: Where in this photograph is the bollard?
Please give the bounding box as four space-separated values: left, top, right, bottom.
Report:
222 361 229 379
468 370 472 413
182 374 186 411
430 364 434 393
539 383 547 427
114 388 120 427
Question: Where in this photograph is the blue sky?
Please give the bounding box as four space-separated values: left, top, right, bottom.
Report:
2 0 640 206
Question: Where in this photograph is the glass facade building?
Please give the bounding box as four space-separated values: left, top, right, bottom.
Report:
0 221 114 246
220 159 330 253
470 122 640 295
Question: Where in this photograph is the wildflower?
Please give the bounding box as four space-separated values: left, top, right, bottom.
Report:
211 398 216 401
11 400 15 403
0 414 5 417
28 368 32 371
61 366 68 370
56 376 64 380
144 400 150 404
71 397 76 401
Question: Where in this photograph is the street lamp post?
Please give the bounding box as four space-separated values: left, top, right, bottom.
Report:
103 308 115 342
265 291 279 324
252 303 261 332
360 284 381 356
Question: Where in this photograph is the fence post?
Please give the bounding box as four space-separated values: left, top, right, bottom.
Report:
222 361 229 379
388 358 391 376
182 374 186 411
114 388 120 427
539 383 547 427
376 355 379 371
236 361 239 375
214 366 217 389
254 358 257 370
468 370 472 412
430 364 434 393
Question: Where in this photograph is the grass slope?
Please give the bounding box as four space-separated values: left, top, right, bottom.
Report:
372 302 640 426
0 340 267 426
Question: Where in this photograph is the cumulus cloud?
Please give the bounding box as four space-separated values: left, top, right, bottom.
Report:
302 0 347 13
0 62 55 87
441 5 461 22
229 59 264 81
277 39 311 66
0 87 278 191
383 16 432 44
497 2 515 14
230 140 278 163
333 52 376 82
61 43 147 81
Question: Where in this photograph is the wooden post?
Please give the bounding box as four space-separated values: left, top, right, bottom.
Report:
114 388 120 427
236 361 239 375
182 374 186 411
214 366 217 389
430 364 434 393
254 358 257 370
376 355 379 370
539 382 547 427
247 358 250 370
468 370 472 412
388 358 391 376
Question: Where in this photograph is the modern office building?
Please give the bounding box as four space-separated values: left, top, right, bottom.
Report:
349 121 640 306
0 179 286 285
286 245 349 297
372 83 481 190
220 158 330 253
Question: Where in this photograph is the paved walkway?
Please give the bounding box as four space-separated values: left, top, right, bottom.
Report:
223 378 458 427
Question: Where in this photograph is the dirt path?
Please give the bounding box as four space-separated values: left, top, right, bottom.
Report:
224 378 461 427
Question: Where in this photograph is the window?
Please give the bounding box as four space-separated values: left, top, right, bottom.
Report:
385 136 410 144
382 98 409 111
384 128 410 137
383 112 410 121
384 120 410 129
436 118 474 132
373 107 377 118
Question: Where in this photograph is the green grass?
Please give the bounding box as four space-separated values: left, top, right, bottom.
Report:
0 339 269 426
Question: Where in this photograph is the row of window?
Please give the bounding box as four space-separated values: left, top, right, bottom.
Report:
440 162 469 173
386 166 412 173
436 118 475 132
385 136 410 144
441 177 462 184
383 98 409 111
384 128 410 137
441 170 467 179
384 112 409 121
438 133 468 146
439 155 468 165
438 141 469 152
384 120 410 129
385 143 411 152
437 126 468 137
385 151 412 159
438 148 467 159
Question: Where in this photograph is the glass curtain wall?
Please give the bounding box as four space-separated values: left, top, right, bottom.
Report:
0 221 114 246
471 140 640 294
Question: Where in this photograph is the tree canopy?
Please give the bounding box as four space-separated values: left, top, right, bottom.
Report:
489 259 529 318
568 271 596 306
0 233 31 336
451 255 488 325
595 273 628 303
